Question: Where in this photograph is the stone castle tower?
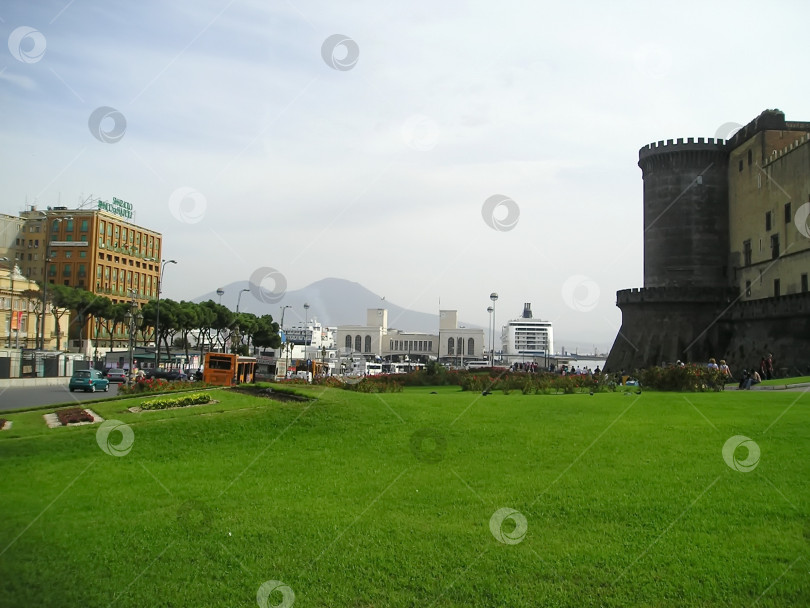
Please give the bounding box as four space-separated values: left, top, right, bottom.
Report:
606 109 810 374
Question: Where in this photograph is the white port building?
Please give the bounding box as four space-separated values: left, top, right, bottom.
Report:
501 303 553 365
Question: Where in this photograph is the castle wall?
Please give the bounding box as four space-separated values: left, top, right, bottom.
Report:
606 110 810 374
638 139 730 288
605 287 734 371
729 133 810 300
723 292 810 376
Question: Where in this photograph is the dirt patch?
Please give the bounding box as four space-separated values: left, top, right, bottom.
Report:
44 408 103 429
230 387 311 403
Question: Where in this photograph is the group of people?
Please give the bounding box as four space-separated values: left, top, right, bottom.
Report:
705 354 775 390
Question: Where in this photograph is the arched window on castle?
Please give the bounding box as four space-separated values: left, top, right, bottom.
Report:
448 337 454 355
345 335 352 349
364 335 371 353
468 337 475 356
354 335 362 352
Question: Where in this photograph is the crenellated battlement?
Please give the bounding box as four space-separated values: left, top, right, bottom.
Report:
762 132 810 166
638 137 728 161
617 286 737 305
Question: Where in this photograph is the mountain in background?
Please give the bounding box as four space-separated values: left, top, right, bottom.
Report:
191 277 481 332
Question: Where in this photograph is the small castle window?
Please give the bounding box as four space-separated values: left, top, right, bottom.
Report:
785 202 792 224
765 211 772 231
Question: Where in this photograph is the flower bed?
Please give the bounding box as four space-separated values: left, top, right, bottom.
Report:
44 408 103 428
57 408 94 425
139 392 213 411
119 378 216 396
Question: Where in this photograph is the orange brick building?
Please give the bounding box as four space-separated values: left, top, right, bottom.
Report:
16 200 163 351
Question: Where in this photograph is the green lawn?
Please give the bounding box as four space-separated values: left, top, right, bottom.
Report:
759 375 810 387
1 386 808 607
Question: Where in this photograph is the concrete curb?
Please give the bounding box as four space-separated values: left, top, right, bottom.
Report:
724 382 810 391
0 377 69 389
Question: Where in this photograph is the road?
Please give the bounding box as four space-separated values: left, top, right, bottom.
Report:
0 383 123 411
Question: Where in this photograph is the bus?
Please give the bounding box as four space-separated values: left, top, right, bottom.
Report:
465 360 491 370
388 362 424 374
203 353 257 386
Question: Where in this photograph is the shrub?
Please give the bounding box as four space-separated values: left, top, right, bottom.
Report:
140 393 212 410
120 378 214 396
639 364 726 392
345 377 403 393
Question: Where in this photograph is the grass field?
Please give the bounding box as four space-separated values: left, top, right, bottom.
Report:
759 375 810 387
1 386 808 607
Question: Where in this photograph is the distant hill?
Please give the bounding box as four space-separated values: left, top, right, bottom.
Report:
192 277 480 332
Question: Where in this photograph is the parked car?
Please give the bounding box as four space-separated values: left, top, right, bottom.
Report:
69 369 110 393
106 368 127 383
143 369 188 381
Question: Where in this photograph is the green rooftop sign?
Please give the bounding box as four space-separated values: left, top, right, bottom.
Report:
98 197 133 220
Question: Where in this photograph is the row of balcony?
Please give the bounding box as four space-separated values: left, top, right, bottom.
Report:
98 243 159 259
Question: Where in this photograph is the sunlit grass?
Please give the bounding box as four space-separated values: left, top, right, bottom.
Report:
0 386 807 607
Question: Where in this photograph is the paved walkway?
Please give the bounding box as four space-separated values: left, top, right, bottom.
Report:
724 382 810 392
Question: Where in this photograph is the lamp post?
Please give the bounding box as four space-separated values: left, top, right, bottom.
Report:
124 295 143 385
279 304 291 377
487 305 494 366
489 292 498 366
233 288 249 353
154 259 177 370
38 216 72 350
216 287 224 304
303 302 310 366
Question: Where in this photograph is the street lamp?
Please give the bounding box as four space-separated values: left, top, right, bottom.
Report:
154 259 177 370
124 296 143 384
279 304 291 377
489 292 498 366
38 216 72 350
233 288 250 353
236 288 250 313
216 287 224 304
303 303 310 366
487 305 494 366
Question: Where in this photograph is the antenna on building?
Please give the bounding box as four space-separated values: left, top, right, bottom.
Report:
77 193 95 209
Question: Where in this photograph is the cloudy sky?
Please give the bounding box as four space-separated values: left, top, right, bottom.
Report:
2 0 808 352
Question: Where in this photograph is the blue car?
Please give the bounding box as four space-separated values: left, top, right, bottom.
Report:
69 369 110 393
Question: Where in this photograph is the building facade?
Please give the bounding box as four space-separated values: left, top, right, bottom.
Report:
333 307 483 365
11 200 163 353
437 309 484 363
0 263 69 350
606 109 810 373
500 303 554 366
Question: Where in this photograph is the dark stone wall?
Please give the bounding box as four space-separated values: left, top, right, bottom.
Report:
605 287 735 371
639 141 730 288
723 292 810 376
605 289 810 375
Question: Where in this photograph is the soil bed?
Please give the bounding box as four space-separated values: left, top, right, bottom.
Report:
230 386 311 403
44 408 103 429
